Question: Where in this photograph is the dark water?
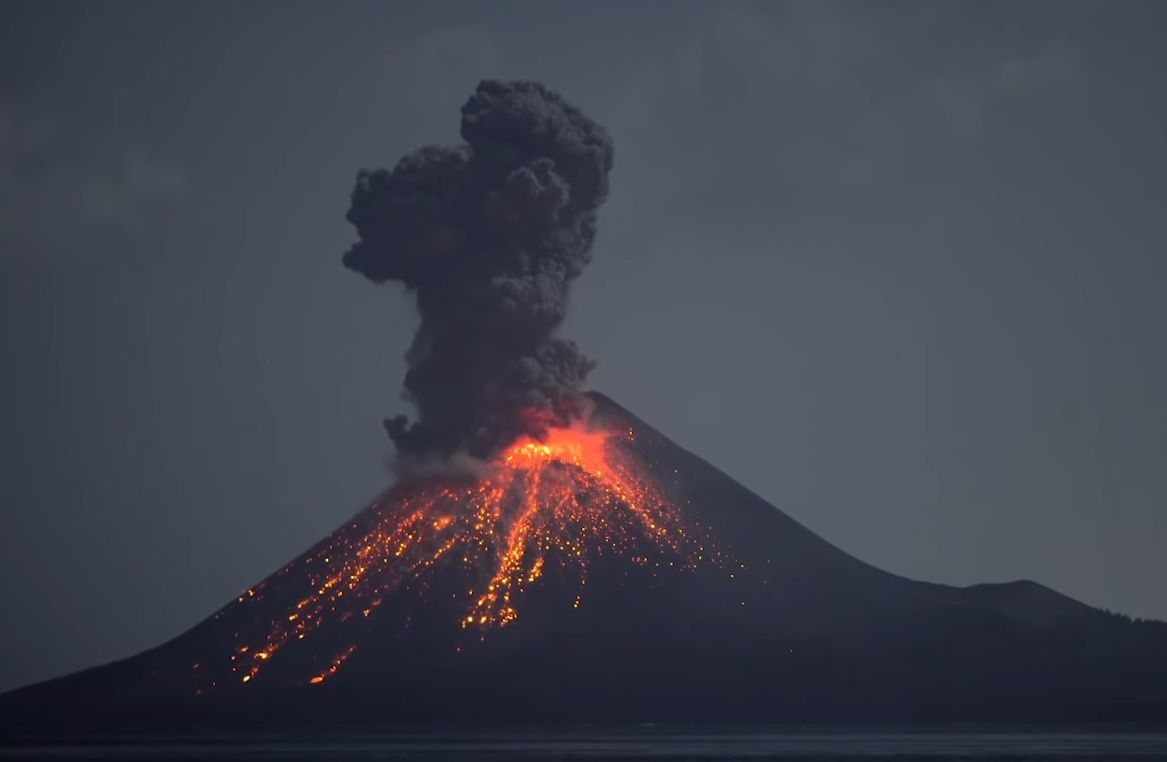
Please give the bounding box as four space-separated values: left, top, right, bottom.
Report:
6 728 1167 756
4 728 1167 760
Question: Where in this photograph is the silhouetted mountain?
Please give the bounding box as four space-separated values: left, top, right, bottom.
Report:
3 393 1165 734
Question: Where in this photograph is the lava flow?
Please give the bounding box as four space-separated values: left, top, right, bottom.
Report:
205 422 724 689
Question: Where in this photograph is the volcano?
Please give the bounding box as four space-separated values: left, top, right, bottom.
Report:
3 393 1166 733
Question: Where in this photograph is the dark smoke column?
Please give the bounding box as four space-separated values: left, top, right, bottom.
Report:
342 81 614 458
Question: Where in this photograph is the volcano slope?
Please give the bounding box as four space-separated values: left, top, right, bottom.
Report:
3 392 1166 733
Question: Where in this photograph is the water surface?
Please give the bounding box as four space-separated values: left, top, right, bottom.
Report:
5 727 1167 760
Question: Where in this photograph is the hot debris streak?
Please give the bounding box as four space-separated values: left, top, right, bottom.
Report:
201 423 725 689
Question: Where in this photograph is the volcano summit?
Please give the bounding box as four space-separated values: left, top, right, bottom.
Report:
3 81 1166 733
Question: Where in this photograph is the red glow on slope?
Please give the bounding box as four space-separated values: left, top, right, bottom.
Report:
205 422 723 688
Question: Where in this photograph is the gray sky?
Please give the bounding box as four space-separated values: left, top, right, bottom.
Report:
1 0 1165 693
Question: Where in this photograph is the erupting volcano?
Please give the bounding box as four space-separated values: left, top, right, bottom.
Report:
4 80 1166 735
208 422 726 691
4 392 1167 730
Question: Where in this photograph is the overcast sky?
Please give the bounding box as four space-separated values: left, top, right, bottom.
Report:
2 0 1165 693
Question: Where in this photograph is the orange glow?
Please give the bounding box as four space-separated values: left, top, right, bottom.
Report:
207 422 722 688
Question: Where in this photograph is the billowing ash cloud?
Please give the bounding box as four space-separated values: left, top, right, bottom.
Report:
342 80 614 458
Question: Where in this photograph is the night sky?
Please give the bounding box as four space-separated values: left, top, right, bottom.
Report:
2 0 1165 694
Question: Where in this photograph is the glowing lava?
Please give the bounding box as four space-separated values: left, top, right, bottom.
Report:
208 423 722 688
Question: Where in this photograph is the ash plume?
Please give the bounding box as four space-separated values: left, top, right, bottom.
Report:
342 80 614 458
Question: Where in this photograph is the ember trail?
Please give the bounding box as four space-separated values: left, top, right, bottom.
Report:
211 422 723 688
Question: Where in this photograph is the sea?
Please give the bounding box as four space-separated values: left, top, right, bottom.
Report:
4 727 1167 761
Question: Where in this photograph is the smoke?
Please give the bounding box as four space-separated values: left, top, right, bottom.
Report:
389 450 495 486
342 80 614 458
